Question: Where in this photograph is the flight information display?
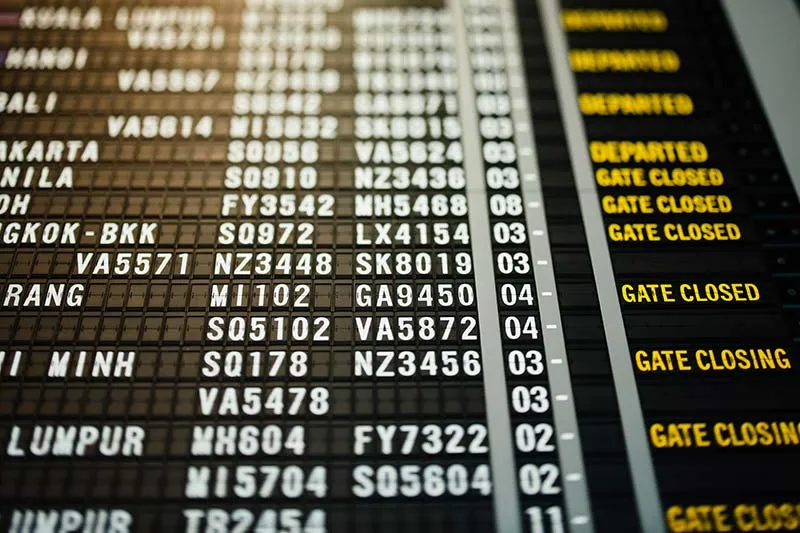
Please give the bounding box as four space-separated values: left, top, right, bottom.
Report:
0 0 797 532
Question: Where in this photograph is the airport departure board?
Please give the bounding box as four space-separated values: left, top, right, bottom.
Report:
0 0 798 532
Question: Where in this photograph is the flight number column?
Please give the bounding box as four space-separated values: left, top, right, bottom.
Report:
349 6 495 531
183 1 339 532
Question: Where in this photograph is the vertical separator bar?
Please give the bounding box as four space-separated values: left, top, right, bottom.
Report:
537 1 666 532
723 0 800 194
448 1 523 532
498 3 594 531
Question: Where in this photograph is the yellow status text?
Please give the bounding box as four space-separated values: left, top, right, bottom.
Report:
570 49 680 72
562 9 668 32
580 92 693 116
